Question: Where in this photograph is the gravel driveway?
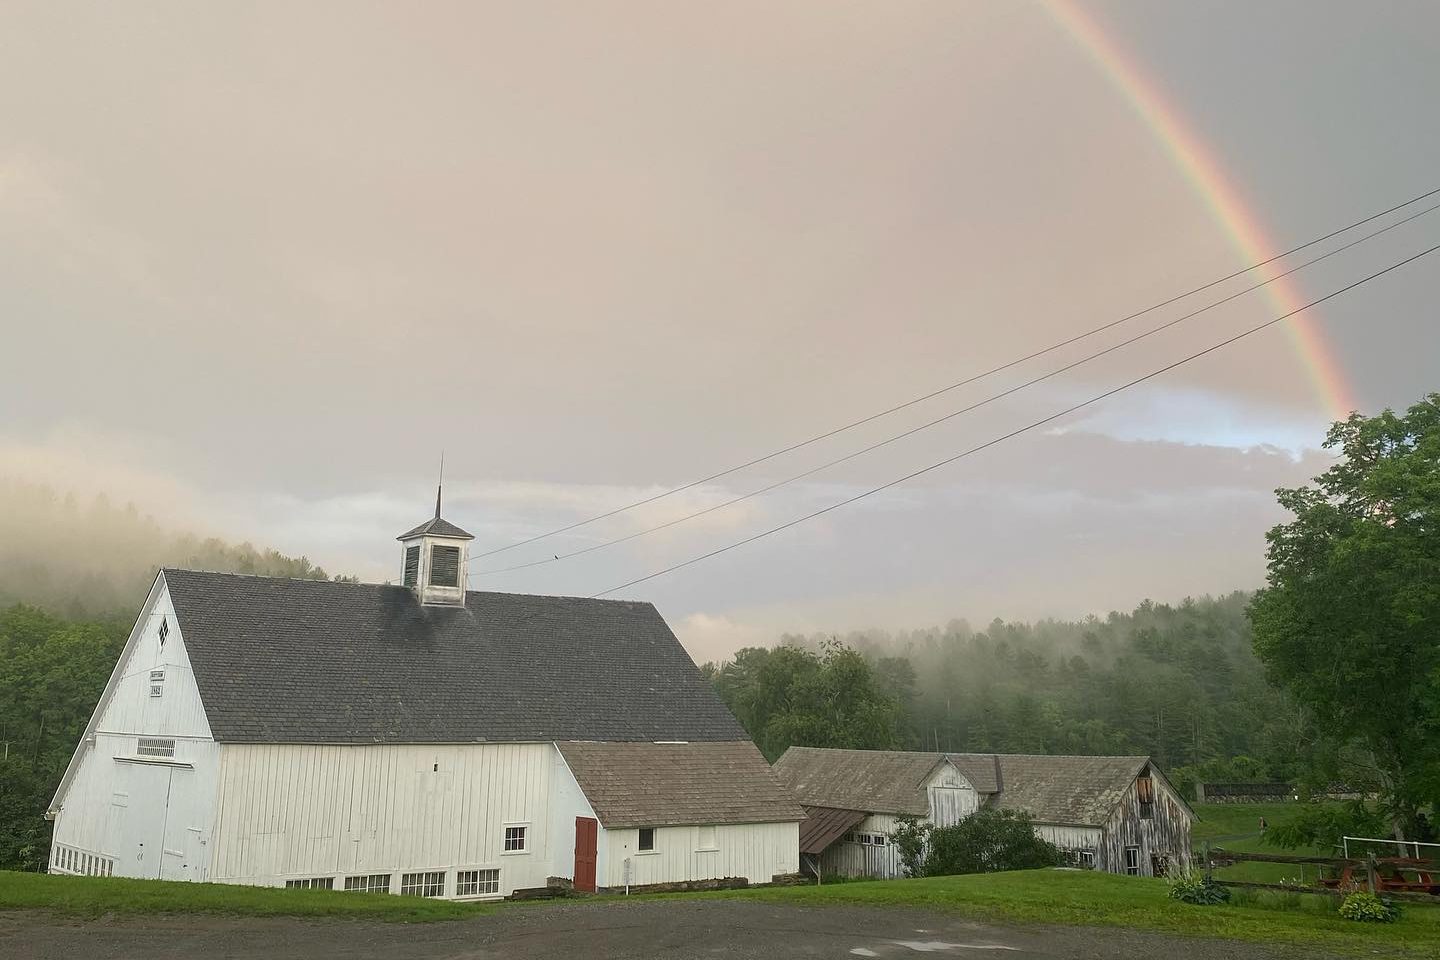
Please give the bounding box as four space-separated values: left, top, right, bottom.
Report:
0 899 1336 960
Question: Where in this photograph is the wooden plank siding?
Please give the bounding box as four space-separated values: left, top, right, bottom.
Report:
1096 766 1191 876
601 821 798 888
209 741 554 896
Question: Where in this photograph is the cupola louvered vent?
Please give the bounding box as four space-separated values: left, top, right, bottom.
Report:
403 545 420 587
429 545 460 586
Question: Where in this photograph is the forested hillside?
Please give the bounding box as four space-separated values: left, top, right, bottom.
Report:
0 479 348 619
708 593 1310 795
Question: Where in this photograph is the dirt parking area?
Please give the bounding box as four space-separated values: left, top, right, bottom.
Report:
0 899 1333 960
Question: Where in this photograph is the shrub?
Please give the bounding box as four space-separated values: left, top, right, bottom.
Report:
1338 891 1399 923
1167 870 1231 905
918 809 1065 877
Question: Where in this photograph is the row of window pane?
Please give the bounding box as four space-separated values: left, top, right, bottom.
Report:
400 871 446 897
456 869 500 896
843 831 887 847
328 869 503 897
344 874 390 893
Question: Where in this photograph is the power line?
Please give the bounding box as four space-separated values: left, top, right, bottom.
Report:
470 202 1440 579
470 184 1440 562
590 240 1440 598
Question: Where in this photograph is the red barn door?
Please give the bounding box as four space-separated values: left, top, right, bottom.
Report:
574 817 598 892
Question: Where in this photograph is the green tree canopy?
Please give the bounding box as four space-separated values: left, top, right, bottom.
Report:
1249 395 1440 835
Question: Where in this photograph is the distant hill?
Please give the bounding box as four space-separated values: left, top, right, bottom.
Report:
0 478 349 619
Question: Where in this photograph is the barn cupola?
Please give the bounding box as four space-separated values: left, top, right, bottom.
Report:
396 484 474 607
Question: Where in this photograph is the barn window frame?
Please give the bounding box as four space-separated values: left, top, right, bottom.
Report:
1124 846 1141 876
343 874 391 894
158 616 169 647
502 824 528 853
1078 850 1095 869
1135 776 1156 820
285 877 335 890
637 827 656 852
403 545 421 588
400 870 446 897
456 868 500 897
696 825 718 852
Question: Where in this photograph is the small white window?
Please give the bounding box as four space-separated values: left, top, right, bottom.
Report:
400 871 445 897
1124 846 1141 876
503 825 527 852
343 874 390 893
697 825 717 850
285 877 335 890
457 868 500 896
638 827 655 852
158 617 169 646
136 737 176 758
1079 850 1095 868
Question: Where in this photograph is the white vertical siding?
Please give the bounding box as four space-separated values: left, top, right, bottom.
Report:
1034 823 1104 864
209 742 555 897
817 813 907 878
548 747 603 886
602 821 798 888
926 763 979 826
50 581 221 881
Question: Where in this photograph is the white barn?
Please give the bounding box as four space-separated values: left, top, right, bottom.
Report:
46 501 802 897
774 747 1191 879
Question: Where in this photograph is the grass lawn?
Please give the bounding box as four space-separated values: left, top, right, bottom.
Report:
676 869 1440 958
0 870 502 922
1191 801 1337 884
6 867 1439 957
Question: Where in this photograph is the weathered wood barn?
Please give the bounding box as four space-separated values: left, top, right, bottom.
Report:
773 747 1191 879
47 501 802 898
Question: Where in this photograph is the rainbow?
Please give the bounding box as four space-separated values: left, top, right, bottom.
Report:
1044 0 1356 420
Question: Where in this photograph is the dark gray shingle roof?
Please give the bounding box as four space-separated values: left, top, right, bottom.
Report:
396 516 475 540
164 569 746 744
556 741 804 828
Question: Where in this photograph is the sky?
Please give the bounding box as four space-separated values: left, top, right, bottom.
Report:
2 1 1437 661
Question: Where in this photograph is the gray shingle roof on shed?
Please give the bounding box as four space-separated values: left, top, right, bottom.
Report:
164 569 746 744
556 740 804 828
775 747 1165 828
978 754 1152 826
771 747 949 816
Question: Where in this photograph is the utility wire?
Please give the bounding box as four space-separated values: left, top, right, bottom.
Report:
470 202 1440 579
471 184 1440 562
591 241 1440 598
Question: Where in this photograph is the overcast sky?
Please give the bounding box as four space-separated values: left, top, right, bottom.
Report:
2 1 1437 661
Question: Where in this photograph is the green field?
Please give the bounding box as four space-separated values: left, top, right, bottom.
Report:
5 867 1437 957
1191 802 1335 883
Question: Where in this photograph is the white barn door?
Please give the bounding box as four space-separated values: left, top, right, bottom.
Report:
114 762 172 879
